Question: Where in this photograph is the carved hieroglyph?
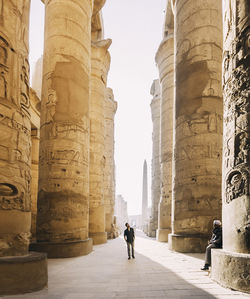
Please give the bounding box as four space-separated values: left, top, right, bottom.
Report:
169 0 223 252
155 0 174 242
222 0 250 254
37 0 92 247
0 0 31 256
210 2 250 293
89 39 111 244
104 88 117 238
149 80 161 238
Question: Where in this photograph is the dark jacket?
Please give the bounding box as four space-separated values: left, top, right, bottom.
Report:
210 226 222 248
124 227 135 243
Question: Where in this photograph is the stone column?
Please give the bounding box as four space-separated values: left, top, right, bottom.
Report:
30 89 41 241
211 0 250 293
104 88 117 239
33 0 93 258
89 39 111 245
0 0 47 294
142 160 148 231
169 0 223 252
149 80 161 238
155 0 174 242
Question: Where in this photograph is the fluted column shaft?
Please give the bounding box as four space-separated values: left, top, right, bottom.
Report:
35 0 93 257
169 0 223 252
89 39 111 245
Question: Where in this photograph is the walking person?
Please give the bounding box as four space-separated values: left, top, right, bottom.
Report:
201 220 222 270
124 223 135 260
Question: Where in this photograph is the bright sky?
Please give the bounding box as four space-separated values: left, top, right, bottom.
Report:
29 0 166 215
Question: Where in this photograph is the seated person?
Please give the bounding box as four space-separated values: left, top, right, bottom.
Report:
201 220 222 270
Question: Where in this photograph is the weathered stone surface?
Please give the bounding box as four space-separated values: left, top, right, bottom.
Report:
36 0 93 256
211 249 250 294
155 0 174 242
211 0 250 293
0 0 31 257
32 56 43 99
169 0 223 252
30 89 41 241
89 39 111 245
149 80 161 238
0 252 47 295
104 88 117 239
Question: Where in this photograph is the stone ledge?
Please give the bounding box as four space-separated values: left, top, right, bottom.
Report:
168 233 208 253
30 238 93 258
211 249 250 294
156 228 171 242
89 232 107 245
0 252 47 295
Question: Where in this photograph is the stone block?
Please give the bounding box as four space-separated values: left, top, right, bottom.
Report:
211 249 250 294
30 239 93 258
168 234 208 253
0 252 47 295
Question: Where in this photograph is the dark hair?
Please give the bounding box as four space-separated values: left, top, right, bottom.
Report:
125 223 128 227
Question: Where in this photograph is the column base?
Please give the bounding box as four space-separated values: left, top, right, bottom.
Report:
30 238 93 258
156 228 171 242
168 233 208 253
211 249 250 294
148 230 156 238
0 252 47 295
89 232 107 245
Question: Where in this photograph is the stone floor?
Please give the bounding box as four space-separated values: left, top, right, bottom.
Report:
3 230 250 299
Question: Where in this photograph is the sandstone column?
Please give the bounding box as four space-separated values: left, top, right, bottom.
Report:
169 0 223 252
33 0 93 258
30 89 41 241
89 39 111 245
155 0 174 242
211 1 250 293
0 0 47 294
142 160 148 231
104 88 117 239
149 80 161 238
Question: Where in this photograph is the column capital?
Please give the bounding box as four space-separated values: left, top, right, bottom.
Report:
91 39 112 83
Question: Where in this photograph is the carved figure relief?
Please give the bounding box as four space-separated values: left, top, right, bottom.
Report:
0 73 6 98
46 89 57 123
235 132 250 165
226 170 248 203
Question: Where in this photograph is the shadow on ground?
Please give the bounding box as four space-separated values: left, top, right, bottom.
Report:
3 236 219 299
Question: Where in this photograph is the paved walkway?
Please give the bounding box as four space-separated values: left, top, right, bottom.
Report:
3 231 250 299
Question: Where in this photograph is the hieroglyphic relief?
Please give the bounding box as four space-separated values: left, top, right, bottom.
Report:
0 36 9 100
226 170 248 203
223 0 250 203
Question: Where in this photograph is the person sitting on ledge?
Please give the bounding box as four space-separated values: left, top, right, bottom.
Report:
201 220 222 271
